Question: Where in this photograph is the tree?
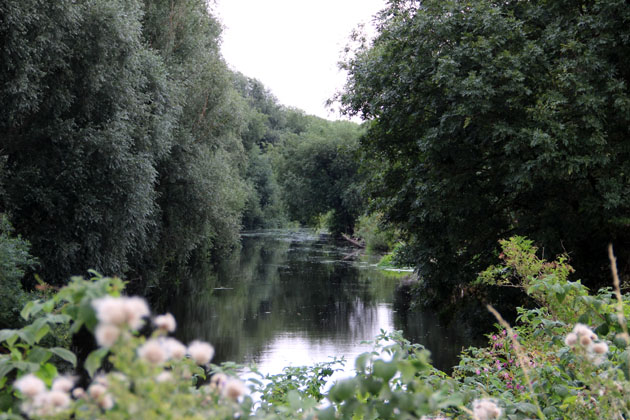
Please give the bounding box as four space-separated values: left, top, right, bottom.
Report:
0 0 175 284
340 0 630 305
276 118 364 235
138 0 249 288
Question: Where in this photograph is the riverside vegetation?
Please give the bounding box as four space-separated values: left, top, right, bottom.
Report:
1 238 630 419
3 0 629 312
2 0 630 418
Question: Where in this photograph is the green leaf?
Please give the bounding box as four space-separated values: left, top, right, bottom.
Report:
437 393 464 409
373 360 397 382
36 363 58 386
0 361 15 380
26 347 52 364
613 336 629 349
16 329 35 346
50 347 77 367
514 402 539 414
360 376 383 395
577 313 590 325
329 379 356 403
12 362 40 373
355 352 370 372
594 323 609 337
85 348 108 377
0 330 18 345
288 390 302 410
34 324 50 344
20 301 43 321
552 384 569 398
44 314 71 325
398 361 417 383
317 406 336 420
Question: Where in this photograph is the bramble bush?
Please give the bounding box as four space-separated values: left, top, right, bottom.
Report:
1 237 630 419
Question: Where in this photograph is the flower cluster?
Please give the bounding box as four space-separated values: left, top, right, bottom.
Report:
472 398 502 420
474 330 526 392
14 374 74 417
210 373 247 401
92 295 215 367
565 323 608 363
92 296 150 347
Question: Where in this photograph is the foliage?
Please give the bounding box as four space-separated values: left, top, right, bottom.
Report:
250 358 344 416
241 147 286 230
1 0 176 284
0 0 254 292
339 0 630 305
355 212 399 253
0 273 252 419
0 215 37 329
3 241 630 419
275 119 365 235
135 0 249 287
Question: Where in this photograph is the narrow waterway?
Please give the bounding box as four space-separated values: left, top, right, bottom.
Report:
168 229 478 375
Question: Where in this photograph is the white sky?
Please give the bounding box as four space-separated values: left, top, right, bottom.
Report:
211 0 386 120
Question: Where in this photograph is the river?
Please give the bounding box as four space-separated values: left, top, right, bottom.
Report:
168 229 478 377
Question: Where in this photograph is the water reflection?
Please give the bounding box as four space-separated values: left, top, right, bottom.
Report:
169 229 476 375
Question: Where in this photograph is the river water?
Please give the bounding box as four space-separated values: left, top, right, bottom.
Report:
168 229 477 376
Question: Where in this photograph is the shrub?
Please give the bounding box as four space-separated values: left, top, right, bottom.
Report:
354 213 398 254
0 215 37 329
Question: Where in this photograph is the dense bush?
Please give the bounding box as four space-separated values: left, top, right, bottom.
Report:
0 215 37 329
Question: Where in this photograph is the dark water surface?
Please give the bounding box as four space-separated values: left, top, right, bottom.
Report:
168 229 477 375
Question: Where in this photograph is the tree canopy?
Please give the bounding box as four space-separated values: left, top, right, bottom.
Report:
340 0 630 304
0 0 365 291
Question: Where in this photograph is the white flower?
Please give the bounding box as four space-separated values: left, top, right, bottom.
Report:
92 297 127 326
95 323 121 348
88 383 107 400
23 390 70 417
46 390 71 410
188 340 214 365
580 334 592 347
210 373 228 389
564 332 578 346
123 297 150 330
472 399 502 420
163 338 186 360
52 376 75 393
14 374 46 398
156 371 173 383
72 387 86 399
94 375 109 386
223 378 247 400
138 339 167 365
593 342 609 355
154 313 176 332
99 393 114 410
573 323 597 341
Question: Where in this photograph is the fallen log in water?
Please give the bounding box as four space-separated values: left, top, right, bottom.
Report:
341 233 365 248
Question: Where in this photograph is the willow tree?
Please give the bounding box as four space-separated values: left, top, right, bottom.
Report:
139 0 248 289
0 0 175 284
340 0 630 305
